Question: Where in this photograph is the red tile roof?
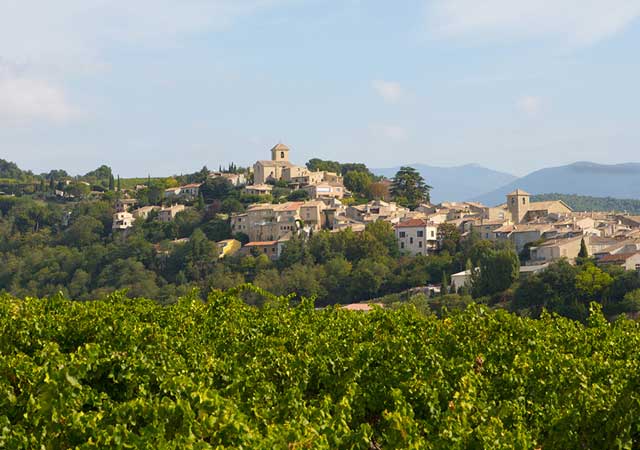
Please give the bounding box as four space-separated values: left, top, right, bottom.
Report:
395 218 435 228
598 252 640 263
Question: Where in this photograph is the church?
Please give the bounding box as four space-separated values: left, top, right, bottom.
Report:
252 143 297 185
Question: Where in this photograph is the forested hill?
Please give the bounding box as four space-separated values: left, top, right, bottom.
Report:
532 193 640 214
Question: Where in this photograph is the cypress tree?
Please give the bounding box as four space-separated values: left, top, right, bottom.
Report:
578 237 589 258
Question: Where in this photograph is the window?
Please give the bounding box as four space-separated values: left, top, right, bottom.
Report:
399 231 406 238
485 233 490 239
400 242 405 249
417 230 424 237
430 231 435 238
281 151 285 159
410 237 414 244
511 198 515 205
522 198 526 205
419 241 423 248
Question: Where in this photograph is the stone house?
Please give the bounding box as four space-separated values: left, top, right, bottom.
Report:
395 219 439 256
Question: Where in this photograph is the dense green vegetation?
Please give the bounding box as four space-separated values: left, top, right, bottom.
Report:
532 193 640 214
3 290 640 448
2 187 640 319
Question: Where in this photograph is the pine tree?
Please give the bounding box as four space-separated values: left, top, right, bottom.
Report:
108 175 115 191
390 166 432 210
117 175 121 192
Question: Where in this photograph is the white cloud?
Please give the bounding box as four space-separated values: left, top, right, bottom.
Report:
371 80 404 103
0 1 289 73
0 1 284 123
0 76 78 123
517 95 543 116
426 0 640 44
371 124 408 140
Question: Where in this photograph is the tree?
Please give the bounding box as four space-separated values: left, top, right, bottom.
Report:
472 249 519 297
344 171 372 196
575 264 613 300
200 178 234 202
578 237 589 258
63 216 104 247
368 181 390 201
195 166 210 183
220 198 244 214
278 234 310 269
196 193 205 211
438 223 461 254
66 182 91 199
306 158 341 174
390 167 431 209
287 190 310 201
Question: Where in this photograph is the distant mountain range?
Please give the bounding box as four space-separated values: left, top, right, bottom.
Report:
373 161 640 206
372 164 518 204
472 162 640 206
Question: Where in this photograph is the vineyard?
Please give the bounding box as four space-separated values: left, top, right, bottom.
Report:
2 287 640 448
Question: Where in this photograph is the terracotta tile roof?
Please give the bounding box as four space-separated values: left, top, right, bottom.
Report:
528 200 573 212
275 202 304 212
598 252 640 263
181 183 202 188
395 218 435 228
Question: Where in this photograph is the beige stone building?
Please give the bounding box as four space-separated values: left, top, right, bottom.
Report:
529 235 584 263
507 189 572 224
132 206 159 220
346 200 409 224
238 241 283 261
395 219 439 255
472 219 512 241
252 143 346 193
158 204 185 222
597 252 640 271
231 201 326 242
303 182 345 200
112 211 135 230
253 144 297 184
244 184 273 196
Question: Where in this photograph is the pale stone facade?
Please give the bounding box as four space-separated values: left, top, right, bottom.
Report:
395 219 439 256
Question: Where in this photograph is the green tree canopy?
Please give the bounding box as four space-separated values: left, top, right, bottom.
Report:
390 167 431 209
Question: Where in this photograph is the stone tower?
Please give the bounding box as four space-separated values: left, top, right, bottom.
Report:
271 143 290 162
507 189 531 224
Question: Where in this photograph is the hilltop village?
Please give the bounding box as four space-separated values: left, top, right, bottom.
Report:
111 144 640 280
1 145 640 319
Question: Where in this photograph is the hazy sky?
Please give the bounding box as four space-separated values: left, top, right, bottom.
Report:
1 0 640 177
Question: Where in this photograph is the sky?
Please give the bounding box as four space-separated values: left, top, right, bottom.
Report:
1 0 640 177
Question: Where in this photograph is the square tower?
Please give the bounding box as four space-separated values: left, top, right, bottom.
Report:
271 143 290 162
507 189 531 224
